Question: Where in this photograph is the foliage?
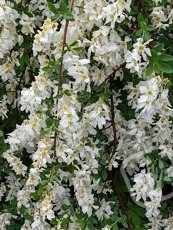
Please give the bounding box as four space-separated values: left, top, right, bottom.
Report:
1 0 173 229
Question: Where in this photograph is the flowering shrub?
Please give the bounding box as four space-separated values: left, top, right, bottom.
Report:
1 0 173 229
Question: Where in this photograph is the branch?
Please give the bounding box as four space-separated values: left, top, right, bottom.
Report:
110 172 133 230
110 75 133 229
53 0 74 159
138 0 151 24
105 62 126 82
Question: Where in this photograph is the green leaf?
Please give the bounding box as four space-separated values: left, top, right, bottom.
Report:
159 159 165 170
137 13 145 25
10 198 17 207
70 41 78 46
19 55 25 67
52 14 63 22
135 208 145 217
65 12 75 21
59 0 68 13
131 213 140 226
127 201 133 209
168 24 173 31
154 43 164 52
121 215 128 228
87 222 94 230
140 21 146 30
55 93 63 99
67 164 76 173
109 195 118 204
78 91 91 103
40 128 51 137
111 215 120 222
61 218 69 229
101 169 107 181
19 205 26 215
135 29 142 37
127 210 133 218
50 218 58 226
163 176 172 182
113 224 119 230
93 84 104 92
24 54 30 65
76 218 85 228
100 159 107 166
46 117 54 127
150 49 159 63
143 30 151 41
153 64 160 73
90 216 97 224
159 54 173 62
55 64 60 74
48 2 59 14
156 61 173 73
37 185 44 197
23 213 34 221
145 66 154 76
130 6 138 15
64 89 71 96
134 227 146 230
42 66 53 74
73 47 84 51
146 25 156 31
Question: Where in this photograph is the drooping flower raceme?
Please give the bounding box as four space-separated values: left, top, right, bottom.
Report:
1 0 173 229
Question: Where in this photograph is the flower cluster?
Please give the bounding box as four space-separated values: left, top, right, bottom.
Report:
1 0 173 229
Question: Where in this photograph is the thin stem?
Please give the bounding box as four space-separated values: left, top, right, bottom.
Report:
109 75 132 229
105 62 125 83
53 0 74 159
138 0 151 24
110 172 133 230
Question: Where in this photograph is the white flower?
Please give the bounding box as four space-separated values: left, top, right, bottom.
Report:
0 183 6 202
26 168 40 187
95 199 113 220
19 13 36 35
0 95 9 119
133 38 152 61
125 38 151 75
84 99 110 129
150 6 168 29
166 166 173 177
145 200 160 218
131 170 155 201
0 213 12 229
59 107 79 129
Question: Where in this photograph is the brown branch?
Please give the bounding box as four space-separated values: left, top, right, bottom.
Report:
98 71 132 229
109 73 133 230
105 62 125 83
110 172 133 230
53 20 69 159
53 0 74 159
98 68 120 201
138 0 151 24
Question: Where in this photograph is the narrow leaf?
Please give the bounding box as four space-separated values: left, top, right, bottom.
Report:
48 2 59 14
146 25 156 31
59 0 68 13
156 61 173 73
101 169 107 181
145 66 154 76
65 12 75 21
140 21 146 30
159 54 173 62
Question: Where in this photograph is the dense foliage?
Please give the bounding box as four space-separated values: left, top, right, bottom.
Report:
1 0 173 229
